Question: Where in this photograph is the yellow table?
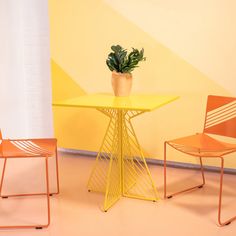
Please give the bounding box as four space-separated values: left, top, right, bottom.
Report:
53 94 178 211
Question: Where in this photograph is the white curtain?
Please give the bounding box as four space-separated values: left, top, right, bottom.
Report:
0 0 53 138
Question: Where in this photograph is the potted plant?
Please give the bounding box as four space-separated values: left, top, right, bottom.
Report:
106 45 146 97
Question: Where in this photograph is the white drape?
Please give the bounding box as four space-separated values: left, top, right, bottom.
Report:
0 0 53 138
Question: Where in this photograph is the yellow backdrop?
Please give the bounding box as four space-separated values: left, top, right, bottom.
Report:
49 0 235 168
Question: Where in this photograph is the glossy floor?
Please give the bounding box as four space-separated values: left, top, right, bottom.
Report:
0 153 236 236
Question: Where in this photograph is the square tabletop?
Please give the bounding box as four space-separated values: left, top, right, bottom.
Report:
53 94 179 111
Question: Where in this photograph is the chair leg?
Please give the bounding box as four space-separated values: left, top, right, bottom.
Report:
1 150 59 198
0 156 51 229
164 142 205 199
54 148 60 195
164 142 168 199
0 158 7 197
43 156 50 228
199 157 205 186
218 157 236 226
47 148 60 196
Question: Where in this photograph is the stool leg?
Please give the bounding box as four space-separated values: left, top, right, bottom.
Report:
54 148 60 195
0 158 7 196
199 157 205 186
164 142 167 199
48 148 60 196
0 156 51 229
35 156 51 229
45 156 51 227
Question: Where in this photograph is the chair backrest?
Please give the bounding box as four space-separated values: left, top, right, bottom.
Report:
203 95 236 138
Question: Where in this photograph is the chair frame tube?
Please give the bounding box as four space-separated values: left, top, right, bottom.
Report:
164 142 236 226
164 142 205 199
0 153 59 229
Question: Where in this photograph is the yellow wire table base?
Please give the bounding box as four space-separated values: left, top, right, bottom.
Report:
87 109 159 211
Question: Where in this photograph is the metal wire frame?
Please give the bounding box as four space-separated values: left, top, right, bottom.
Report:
0 147 59 229
164 143 205 199
87 108 159 211
164 142 236 226
0 147 60 197
122 111 159 201
164 95 236 226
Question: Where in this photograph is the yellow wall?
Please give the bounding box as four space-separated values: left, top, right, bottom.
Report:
49 0 236 168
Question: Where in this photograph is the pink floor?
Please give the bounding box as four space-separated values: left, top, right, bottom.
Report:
0 153 236 236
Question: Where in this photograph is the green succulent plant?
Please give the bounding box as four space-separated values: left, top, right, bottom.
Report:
106 45 146 73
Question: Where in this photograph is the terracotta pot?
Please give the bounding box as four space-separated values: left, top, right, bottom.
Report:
111 71 133 97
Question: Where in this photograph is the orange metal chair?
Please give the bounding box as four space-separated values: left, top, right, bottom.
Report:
164 95 236 226
0 129 59 229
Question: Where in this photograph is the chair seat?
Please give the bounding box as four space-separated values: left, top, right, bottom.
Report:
168 133 236 157
0 138 56 158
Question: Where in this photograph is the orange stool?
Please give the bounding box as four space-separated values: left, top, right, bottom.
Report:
0 130 59 229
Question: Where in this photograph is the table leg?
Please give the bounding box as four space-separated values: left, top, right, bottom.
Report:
87 109 122 211
87 109 159 211
122 111 159 201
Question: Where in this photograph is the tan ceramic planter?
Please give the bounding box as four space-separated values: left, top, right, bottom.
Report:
111 71 133 97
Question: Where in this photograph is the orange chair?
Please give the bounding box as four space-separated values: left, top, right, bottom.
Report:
0 129 59 229
164 95 236 226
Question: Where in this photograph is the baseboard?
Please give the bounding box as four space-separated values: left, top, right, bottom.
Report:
59 148 236 175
